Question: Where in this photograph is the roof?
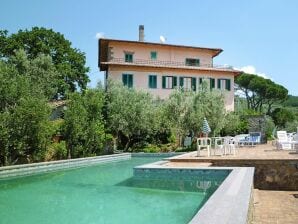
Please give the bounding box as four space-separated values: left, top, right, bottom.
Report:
98 38 223 69
100 38 223 55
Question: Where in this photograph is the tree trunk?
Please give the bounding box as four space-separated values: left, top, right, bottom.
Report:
245 90 251 109
113 137 118 151
67 144 71 159
124 137 131 151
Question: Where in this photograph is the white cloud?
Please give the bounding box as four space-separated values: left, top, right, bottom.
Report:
95 32 105 39
236 65 271 80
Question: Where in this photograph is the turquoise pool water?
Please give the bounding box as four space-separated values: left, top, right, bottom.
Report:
0 157 227 224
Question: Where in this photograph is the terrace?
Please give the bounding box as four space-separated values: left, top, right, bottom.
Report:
169 143 298 160
161 144 298 224
100 57 241 73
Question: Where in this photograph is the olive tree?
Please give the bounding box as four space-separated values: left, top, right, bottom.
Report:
106 81 157 151
63 89 106 158
163 83 226 145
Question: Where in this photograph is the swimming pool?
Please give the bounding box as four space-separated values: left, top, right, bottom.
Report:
0 157 229 224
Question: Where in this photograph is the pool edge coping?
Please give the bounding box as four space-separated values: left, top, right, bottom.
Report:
0 153 131 179
134 161 254 224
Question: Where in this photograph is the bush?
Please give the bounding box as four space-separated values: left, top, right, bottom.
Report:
285 120 298 133
221 113 248 136
45 141 67 161
142 144 160 153
50 119 64 135
175 142 196 152
271 108 295 128
264 116 275 140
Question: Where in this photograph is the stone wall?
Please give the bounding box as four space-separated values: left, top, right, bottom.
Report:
210 159 298 191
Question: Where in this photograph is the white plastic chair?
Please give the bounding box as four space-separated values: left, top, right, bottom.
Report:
214 137 225 156
197 138 211 157
276 131 292 150
221 137 237 155
228 137 237 155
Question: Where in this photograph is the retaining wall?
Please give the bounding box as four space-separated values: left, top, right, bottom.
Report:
170 158 298 190
211 159 298 191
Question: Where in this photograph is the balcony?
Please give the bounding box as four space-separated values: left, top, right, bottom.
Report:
102 57 237 71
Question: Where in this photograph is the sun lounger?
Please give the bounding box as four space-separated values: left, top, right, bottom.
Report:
276 131 293 150
238 132 261 147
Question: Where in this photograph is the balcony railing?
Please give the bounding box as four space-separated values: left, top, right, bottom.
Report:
106 57 235 70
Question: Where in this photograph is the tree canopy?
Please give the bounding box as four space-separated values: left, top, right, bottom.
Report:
0 59 52 165
0 27 89 98
271 108 295 128
235 73 288 114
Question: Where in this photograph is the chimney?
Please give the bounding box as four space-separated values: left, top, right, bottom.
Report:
139 25 144 42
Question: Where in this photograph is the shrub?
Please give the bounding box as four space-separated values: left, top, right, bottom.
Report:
45 141 67 161
271 108 295 128
285 120 298 133
264 116 275 140
221 113 248 136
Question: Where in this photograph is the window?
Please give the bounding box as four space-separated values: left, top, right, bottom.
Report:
122 74 133 88
199 78 203 85
179 77 196 91
217 79 226 90
125 53 133 62
148 75 157 88
198 77 217 90
226 79 231 91
198 77 208 90
150 51 157 60
217 79 231 91
162 76 177 89
185 58 200 66
210 78 215 90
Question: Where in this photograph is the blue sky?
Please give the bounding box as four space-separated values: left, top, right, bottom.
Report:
1 0 298 95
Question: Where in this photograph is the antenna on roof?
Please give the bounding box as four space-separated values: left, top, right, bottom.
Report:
160 35 166 43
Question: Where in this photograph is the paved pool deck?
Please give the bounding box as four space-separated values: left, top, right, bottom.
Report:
253 189 298 224
168 143 298 161
162 144 298 224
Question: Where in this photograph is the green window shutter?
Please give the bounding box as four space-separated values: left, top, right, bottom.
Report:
185 58 200 66
199 78 203 84
173 76 177 88
122 74 127 86
179 77 184 87
191 77 196 91
128 74 133 88
210 78 215 90
217 79 221 89
149 75 157 88
162 76 166 89
154 76 157 88
151 51 157 60
125 53 133 62
226 79 231 91
148 75 152 88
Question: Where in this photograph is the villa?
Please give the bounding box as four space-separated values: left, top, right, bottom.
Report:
98 25 241 111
